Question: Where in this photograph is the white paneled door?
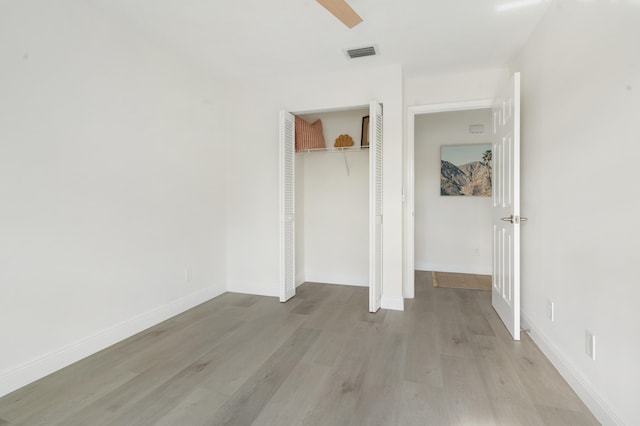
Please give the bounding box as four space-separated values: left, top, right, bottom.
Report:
279 110 296 302
491 72 522 340
369 101 383 313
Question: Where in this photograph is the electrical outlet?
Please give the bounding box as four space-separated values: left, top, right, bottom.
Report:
546 299 554 321
184 268 191 283
585 330 596 360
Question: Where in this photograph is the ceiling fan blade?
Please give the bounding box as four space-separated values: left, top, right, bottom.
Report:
316 0 363 29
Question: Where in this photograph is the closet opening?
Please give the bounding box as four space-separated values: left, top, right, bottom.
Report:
296 107 370 289
280 102 383 312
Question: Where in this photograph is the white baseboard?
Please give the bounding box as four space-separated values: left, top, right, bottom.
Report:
381 295 404 311
304 272 368 287
226 280 278 297
521 313 623 426
0 285 225 398
415 263 492 275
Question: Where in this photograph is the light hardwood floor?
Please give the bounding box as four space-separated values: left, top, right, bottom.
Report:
0 271 599 425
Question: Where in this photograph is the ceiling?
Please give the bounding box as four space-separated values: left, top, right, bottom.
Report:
86 0 551 80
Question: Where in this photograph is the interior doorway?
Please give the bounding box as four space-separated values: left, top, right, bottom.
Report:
404 100 493 299
405 73 522 342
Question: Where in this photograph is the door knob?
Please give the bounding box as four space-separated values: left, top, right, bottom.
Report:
501 215 528 224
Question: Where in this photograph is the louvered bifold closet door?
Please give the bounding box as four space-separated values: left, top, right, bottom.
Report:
369 101 383 312
279 110 296 302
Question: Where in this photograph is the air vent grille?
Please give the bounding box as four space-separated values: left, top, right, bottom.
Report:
347 46 376 59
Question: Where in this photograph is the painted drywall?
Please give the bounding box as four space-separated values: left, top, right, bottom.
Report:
0 1 228 396
295 109 369 286
513 2 640 424
405 68 508 107
225 65 404 309
414 109 492 275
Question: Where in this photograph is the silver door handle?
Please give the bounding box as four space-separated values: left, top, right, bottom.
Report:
501 215 528 224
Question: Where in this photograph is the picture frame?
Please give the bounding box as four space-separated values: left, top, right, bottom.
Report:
361 116 370 147
440 143 492 196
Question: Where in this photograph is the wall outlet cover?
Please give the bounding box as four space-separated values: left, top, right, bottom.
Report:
546 299 555 321
585 330 596 360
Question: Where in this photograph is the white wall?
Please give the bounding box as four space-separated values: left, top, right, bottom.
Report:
405 68 508 106
414 109 492 275
300 151 369 286
0 0 229 396
225 65 405 309
514 2 640 425
298 109 370 286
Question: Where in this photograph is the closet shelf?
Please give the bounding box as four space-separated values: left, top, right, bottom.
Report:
296 146 368 176
296 146 369 154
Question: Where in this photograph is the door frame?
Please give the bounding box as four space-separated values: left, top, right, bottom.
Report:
279 102 380 310
404 99 493 298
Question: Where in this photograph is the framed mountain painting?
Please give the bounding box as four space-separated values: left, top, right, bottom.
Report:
440 144 492 196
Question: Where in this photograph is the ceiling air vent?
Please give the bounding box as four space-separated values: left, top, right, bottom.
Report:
347 46 376 59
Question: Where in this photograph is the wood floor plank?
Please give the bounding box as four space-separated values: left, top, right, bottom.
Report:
301 328 352 367
301 323 380 425
471 334 546 426
394 381 450 425
115 307 246 374
252 362 331 425
464 311 496 337
58 316 248 424
441 354 498 424
352 329 407 425
436 310 476 359
0 274 600 425
513 335 590 412
289 300 318 315
196 314 308 397
205 327 321 425
300 300 349 332
154 387 228 426
404 330 443 388
14 367 137 425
